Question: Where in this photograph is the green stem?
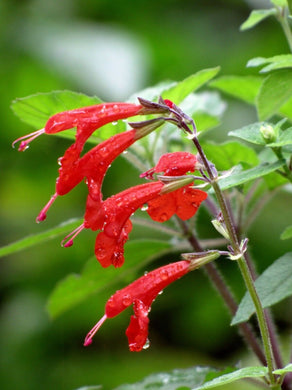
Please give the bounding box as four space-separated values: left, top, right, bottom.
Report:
272 147 292 183
192 135 279 387
276 6 292 53
237 257 278 387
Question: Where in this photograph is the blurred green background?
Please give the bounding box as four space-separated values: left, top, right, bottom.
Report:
1 1 291 389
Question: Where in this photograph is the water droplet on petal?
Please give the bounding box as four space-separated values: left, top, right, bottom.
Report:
122 293 132 306
96 246 107 259
160 269 169 280
143 338 150 349
159 213 168 222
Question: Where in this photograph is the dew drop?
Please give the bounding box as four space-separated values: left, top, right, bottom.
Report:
112 121 118 126
159 213 168 222
122 150 128 154
122 293 132 306
141 204 148 211
143 338 150 350
96 247 107 259
144 271 148 276
160 269 169 280
158 290 164 295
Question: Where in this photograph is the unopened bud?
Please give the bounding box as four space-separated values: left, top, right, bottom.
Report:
182 250 220 270
211 219 230 240
130 118 165 139
160 176 194 194
260 124 276 143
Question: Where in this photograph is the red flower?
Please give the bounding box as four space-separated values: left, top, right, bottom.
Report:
142 152 208 222
12 102 143 152
94 182 164 268
84 260 192 351
36 119 165 222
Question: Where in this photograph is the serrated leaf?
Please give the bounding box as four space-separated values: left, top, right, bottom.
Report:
209 76 262 105
273 364 292 375
0 218 83 258
257 70 292 120
114 366 220 390
203 141 258 171
281 225 292 239
162 67 220 104
11 90 102 129
232 252 292 325
193 366 268 389
215 160 285 191
47 240 173 318
240 9 277 31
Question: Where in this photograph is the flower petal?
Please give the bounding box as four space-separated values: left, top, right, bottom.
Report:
126 299 149 352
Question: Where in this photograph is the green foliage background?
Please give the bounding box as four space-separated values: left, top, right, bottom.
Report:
0 1 291 389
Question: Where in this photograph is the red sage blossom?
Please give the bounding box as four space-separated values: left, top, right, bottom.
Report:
13 102 144 152
142 152 208 222
37 119 164 222
84 260 193 351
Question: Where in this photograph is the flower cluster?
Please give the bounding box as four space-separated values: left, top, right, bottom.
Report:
14 97 208 350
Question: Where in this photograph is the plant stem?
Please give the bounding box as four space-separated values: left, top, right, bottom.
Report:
272 147 292 183
191 135 280 387
276 6 292 53
177 218 267 365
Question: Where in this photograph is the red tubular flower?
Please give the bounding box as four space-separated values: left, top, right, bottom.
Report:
93 182 164 268
84 260 191 351
37 119 165 222
142 152 208 222
12 102 143 152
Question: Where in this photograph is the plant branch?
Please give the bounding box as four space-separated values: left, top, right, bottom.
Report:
176 218 267 365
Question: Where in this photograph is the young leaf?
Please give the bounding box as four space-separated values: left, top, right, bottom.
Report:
47 240 173 318
203 141 258 171
247 54 292 73
193 366 268 389
232 252 292 325
209 75 262 105
257 70 292 120
0 218 83 258
215 160 285 191
240 9 277 31
280 225 292 239
273 364 292 375
11 90 102 129
267 127 292 147
162 67 220 104
113 366 221 390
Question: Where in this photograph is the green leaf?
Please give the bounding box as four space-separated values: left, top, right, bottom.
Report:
280 225 292 239
114 366 220 390
257 70 292 120
215 160 285 191
193 366 268 389
267 127 292 146
0 218 83 258
270 0 287 6
11 90 102 129
162 67 220 104
273 364 292 375
209 75 262 104
247 54 292 73
47 240 173 318
203 141 258 171
232 252 292 325
240 9 277 31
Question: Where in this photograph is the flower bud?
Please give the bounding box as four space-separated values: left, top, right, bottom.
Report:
260 124 276 143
